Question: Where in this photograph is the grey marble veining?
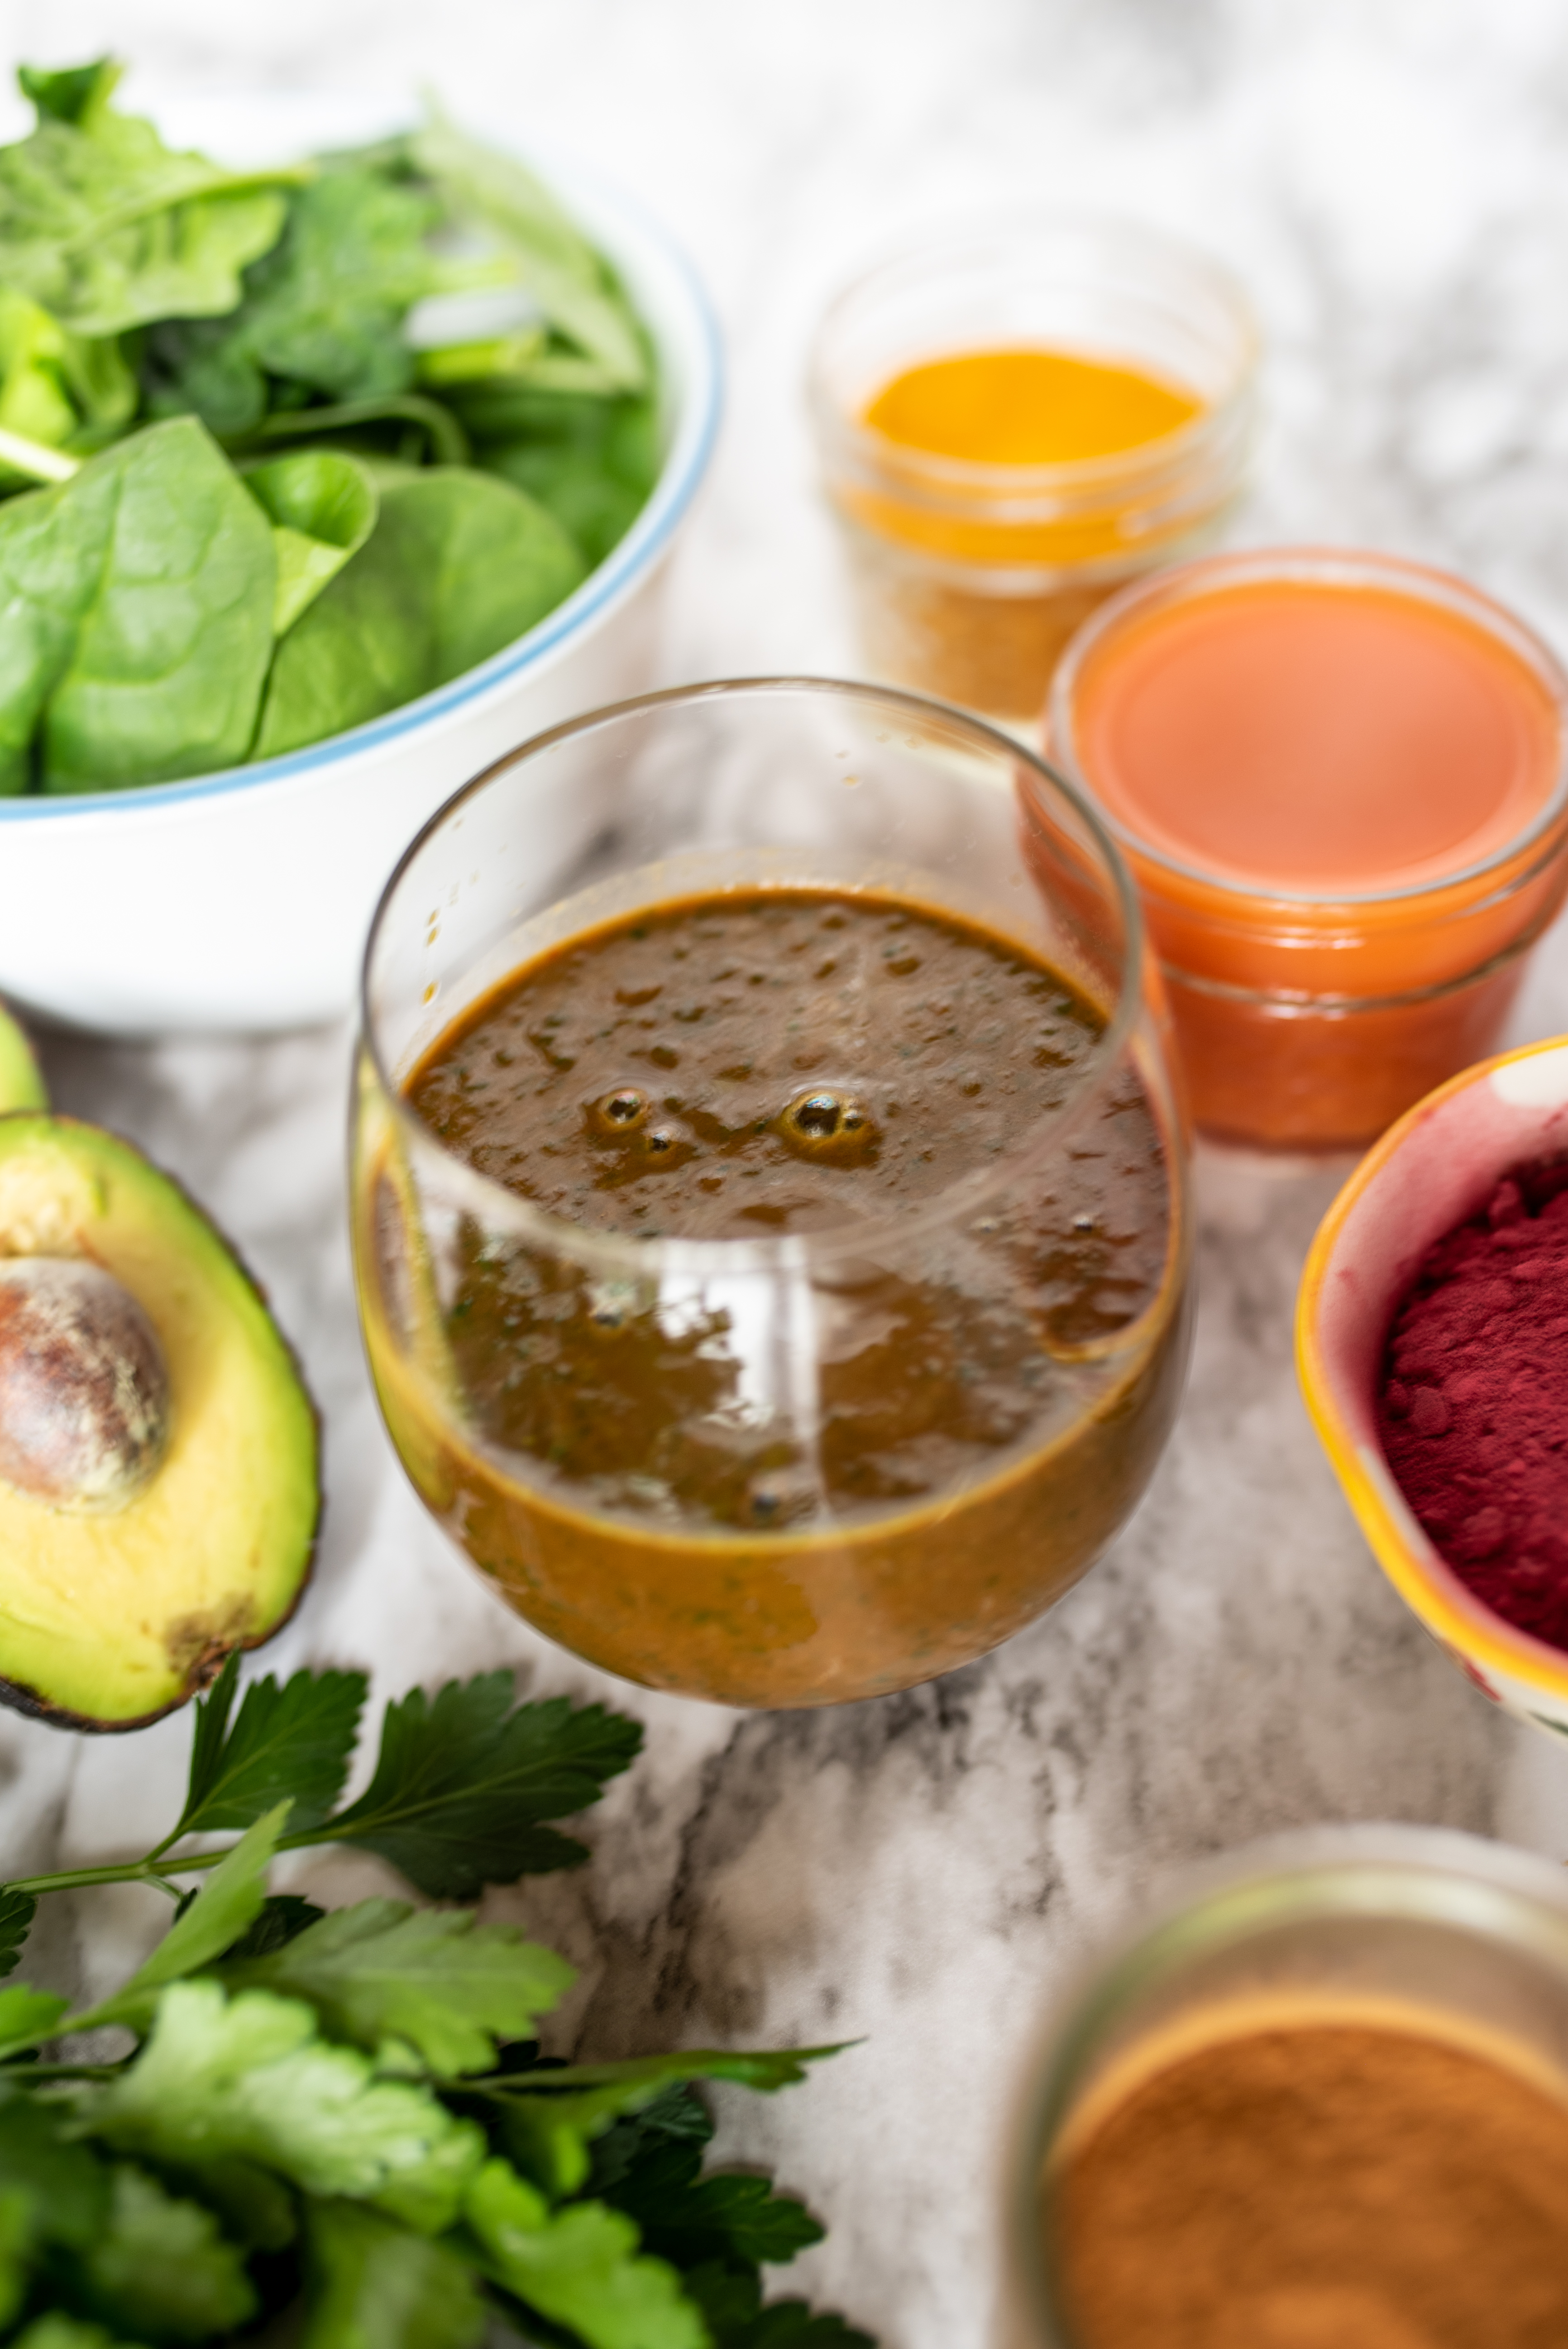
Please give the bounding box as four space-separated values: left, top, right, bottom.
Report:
6 5 1568 2345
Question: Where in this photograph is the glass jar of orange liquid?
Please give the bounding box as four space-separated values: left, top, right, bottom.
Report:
809 216 1258 722
1046 549 1568 1151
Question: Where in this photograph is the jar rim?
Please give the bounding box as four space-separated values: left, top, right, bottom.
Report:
808 209 1261 506
360 676 1154 1284
1049 545 1568 912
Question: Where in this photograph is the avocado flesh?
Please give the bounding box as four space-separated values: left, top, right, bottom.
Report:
0 1116 319 1729
0 1009 45 1114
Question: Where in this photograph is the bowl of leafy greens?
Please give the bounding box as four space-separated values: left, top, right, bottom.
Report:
0 62 721 1034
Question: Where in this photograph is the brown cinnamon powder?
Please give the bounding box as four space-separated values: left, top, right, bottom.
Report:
1053 2016 1568 2349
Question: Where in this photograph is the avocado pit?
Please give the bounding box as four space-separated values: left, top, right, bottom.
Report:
0 1258 171 1513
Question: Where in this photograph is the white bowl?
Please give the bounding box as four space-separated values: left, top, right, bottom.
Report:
0 137 720 1037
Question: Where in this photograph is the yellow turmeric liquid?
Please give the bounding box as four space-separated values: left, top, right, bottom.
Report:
842 349 1209 717
864 346 1200 466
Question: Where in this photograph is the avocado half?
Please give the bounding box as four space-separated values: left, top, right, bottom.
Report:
0 1116 320 1729
0 1008 45 1114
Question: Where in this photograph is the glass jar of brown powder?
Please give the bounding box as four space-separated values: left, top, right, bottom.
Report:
1011 1826 1568 2349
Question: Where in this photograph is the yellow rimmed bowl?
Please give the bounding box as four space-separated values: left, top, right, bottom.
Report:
1297 1032 1568 1741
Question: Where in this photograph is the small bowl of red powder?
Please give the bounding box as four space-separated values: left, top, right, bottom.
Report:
1299 1031 1568 1739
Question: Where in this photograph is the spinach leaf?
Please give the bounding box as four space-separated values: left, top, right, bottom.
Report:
0 60 298 338
412 114 646 392
244 449 378 634
476 390 657 567
0 416 276 794
254 468 585 759
146 166 440 435
0 292 135 487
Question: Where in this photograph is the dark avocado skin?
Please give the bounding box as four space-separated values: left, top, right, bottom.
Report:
0 1117 323 1732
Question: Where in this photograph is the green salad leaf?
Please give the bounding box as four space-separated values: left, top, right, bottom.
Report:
0 62 667 790
147 164 441 435
253 468 586 761
0 414 277 793
243 448 379 634
301 2200 487 2349
0 1667 870 2349
467 2159 705 2349
221 1896 574 2076
87 1979 487 2231
0 59 299 338
173 1655 368 1842
412 113 648 393
78 2163 258 2340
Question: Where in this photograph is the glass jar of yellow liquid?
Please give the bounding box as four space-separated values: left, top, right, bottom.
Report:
809 216 1259 724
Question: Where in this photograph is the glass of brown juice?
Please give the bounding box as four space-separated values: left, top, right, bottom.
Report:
353 679 1191 1706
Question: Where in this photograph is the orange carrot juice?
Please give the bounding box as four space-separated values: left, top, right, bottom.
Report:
810 220 1257 719
1048 550 1568 1149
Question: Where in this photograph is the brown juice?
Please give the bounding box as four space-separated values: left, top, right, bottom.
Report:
1051 1997 1568 2349
361 887 1186 1705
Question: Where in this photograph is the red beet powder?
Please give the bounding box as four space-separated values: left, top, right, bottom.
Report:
1380 1157 1568 1650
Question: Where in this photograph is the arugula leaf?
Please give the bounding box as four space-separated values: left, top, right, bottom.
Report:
0 62 297 337
252 469 585 764
0 416 276 794
500 2052 842 2201
77 1805 290 2031
78 2162 257 2341
86 1981 486 2232
147 166 439 435
244 450 378 635
175 1657 368 1842
301 2199 487 2349
222 1896 574 2076
0 1889 35 1980
298 1677 641 1900
466 2158 704 2349
412 115 645 392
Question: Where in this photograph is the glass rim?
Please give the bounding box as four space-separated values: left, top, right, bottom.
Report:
1012 1821 1568 2349
808 208 1261 502
1049 544 1568 911
359 675 1152 1282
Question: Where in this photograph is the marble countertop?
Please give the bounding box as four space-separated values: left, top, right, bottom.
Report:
6 3 1568 2343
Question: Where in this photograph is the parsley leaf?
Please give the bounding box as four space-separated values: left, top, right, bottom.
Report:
466 2158 704 2349
13 2318 154 2349
301 2199 488 2349
222 1897 574 2076
682 2264 876 2349
78 1806 291 2032
308 1678 641 1899
85 1981 486 2233
174 1659 367 1842
500 2051 843 2201
218 1892 326 1961
0 1984 68 2059
78 2163 256 2341
0 1890 35 1981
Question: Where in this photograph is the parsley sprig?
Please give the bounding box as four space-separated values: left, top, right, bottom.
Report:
0 1662 870 2349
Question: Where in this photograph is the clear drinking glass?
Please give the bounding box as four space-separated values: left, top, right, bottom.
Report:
1010 1824 1568 2349
352 679 1191 1707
